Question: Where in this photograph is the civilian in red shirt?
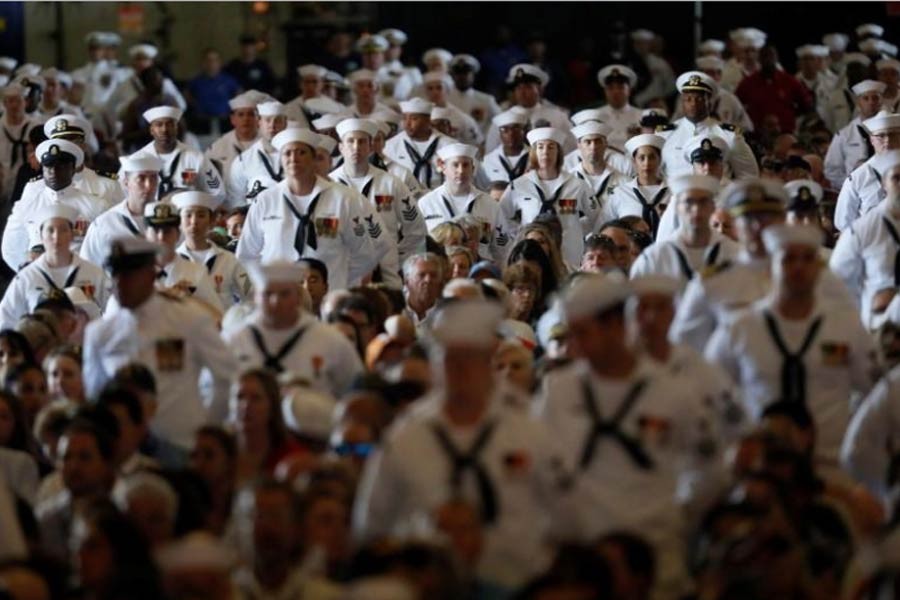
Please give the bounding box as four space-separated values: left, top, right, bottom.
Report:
736 45 814 134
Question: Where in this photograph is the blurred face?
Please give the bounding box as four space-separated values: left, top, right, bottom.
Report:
251 488 295 556
125 170 160 204
581 247 614 273
189 432 233 488
405 259 442 308
258 282 301 327
578 135 607 165
108 403 142 463
443 157 474 187
0 399 13 446
302 496 350 563
424 81 447 104
45 354 83 402
634 293 675 344
600 227 634 271
314 148 332 176
403 112 431 139
499 124 525 150
113 265 156 309
735 212 785 256
798 55 817 76
710 208 736 240
41 218 74 254
3 94 25 118
73 520 114 591
281 142 316 178
604 81 630 108
535 140 559 171
149 118 177 150
431 118 453 137
449 253 472 279
361 51 385 70
693 158 724 178
230 108 258 139
568 312 626 362
226 213 244 238
202 51 221 75
145 225 179 253
859 91 885 119
12 368 47 421
681 91 710 122
509 282 537 320
339 131 372 165
451 69 475 90
60 431 111 497
301 75 323 98
871 129 900 153
299 266 327 309
44 77 60 104
775 244 821 296
259 115 287 141
123 493 173 547
353 79 377 103
0 339 24 371
880 67 900 89
677 190 715 232
181 206 213 240
232 375 270 437
43 161 77 191
492 346 533 392
514 81 541 108
440 345 495 400
525 230 552 257
633 146 660 180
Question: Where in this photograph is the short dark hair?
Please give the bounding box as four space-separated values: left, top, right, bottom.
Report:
583 233 617 253
598 218 634 234
63 418 115 462
195 424 237 463
299 257 329 284
113 363 157 395
96 383 144 425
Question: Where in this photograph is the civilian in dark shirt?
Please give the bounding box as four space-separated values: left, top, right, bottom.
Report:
187 48 241 135
736 45 814 134
224 35 276 95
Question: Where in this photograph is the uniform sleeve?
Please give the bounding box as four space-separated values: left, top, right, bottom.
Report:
823 133 847 190
576 181 601 235
342 195 378 283
841 376 899 498
78 223 106 267
227 152 249 209
82 321 110 399
352 435 407 541
828 226 864 303
1 203 29 271
727 133 760 179
628 250 653 279
394 181 427 261
702 321 742 385
670 277 717 351
163 78 188 111
655 200 680 241
848 314 878 399
834 174 861 232
496 186 522 244
0 276 26 330
348 199 392 287
197 154 225 202
235 202 264 262
190 311 238 422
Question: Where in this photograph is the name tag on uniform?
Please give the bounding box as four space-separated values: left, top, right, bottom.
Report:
315 217 340 238
156 338 185 371
374 195 393 211
559 199 577 215
820 341 850 366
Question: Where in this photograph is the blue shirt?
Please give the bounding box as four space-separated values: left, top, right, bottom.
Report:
188 72 240 117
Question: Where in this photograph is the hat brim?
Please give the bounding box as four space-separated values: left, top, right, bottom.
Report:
690 149 724 163
729 202 786 218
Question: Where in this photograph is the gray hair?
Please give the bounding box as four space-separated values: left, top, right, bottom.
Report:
402 252 444 281
112 471 179 524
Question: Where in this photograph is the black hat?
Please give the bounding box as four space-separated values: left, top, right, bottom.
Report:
690 138 725 163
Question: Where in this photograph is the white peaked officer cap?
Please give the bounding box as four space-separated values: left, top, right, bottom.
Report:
257 101 287 117
312 113 347 131
379 29 408 46
493 110 528 128
297 64 328 78
171 191 222 212
668 174 721 198
683 135 729 163
762 223 824 254
120 153 164 173
129 44 158 59
422 71 452 87
450 54 481 73
624 133 665 155
399 97 433 115
852 80 887 96
571 122 612 141
642 107 669 119
35 204 79 227
784 179 824 203
437 143 478 162
506 63 550 86
429 299 505 349
281 386 336 440
630 274 681 298
272 127 321 152
335 118 378 139
676 70 717 95
526 127 566 147
246 260 306 289
597 64 638 87
36 139 84 168
422 48 453 65
562 271 631 323
43 114 92 139
142 106 182 124
864 110 900 134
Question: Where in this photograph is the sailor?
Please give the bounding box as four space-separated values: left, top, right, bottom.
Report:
481 110 530 185
204 91 263 184
447 54 501 132
383 97 456 190
284 64 346 125
226 100 288 207
421 71 484 146
0 82 37 197
568 121 627 213
823 79 885 189
594 64 642 151
606 133 669 238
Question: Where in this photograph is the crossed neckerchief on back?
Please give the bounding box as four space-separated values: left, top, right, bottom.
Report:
430 419 500 524
578 374 654 471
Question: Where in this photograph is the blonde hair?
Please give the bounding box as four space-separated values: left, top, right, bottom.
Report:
431 221 467 247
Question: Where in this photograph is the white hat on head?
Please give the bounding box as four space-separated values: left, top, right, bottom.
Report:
676 70 717 95
373 120 391 136
1 82 24 98
272 127 321 152
312 113 346 131
422 70 452 88
571 122 612 141
371 109 400 125
536 302 566 349
699 39 726 54
348 68 377 84
44 114 92 139
257 101 286 117
128 44 158 59
730 27 767 48
227 92 257 111
762 223 824 254
422 48 453 66
860 38 888 55
39 67 62 80
796 45 819 58
852 80 887 96
297 64 328 78
156 532 235 573
696 56 725 71
683 135 729 163
845 52 872 67
668 174 721 198
104 236 163 270
641 107 668 119
430 106 453 121
882 43 900 58
631 274 681 297
526 126 565 147
597 64 638 87
171 191 221 213
492 110 528 128
562 271 631 323
429 299 505 349
630 29 655 42
378 28 408 46
437 143 478 161
14 63 41 78
316 133 337 154
864 110 900 134
506 63 550 86
857 24 885 38
119 153 164 173
0 57 15 71
64 287 100 321
281 386 335 440
36 139 84 168
570 108 604 126
355 34 389 54
35 204 78 227
142 106 182 124
450 54 480 73
784 179 824 203
823 33 850 52
624 133 665 155
335 118 378 139
246 260 305 289
498 319 538 350
878 59 900 74
869 149 900 177
399 97 433 115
